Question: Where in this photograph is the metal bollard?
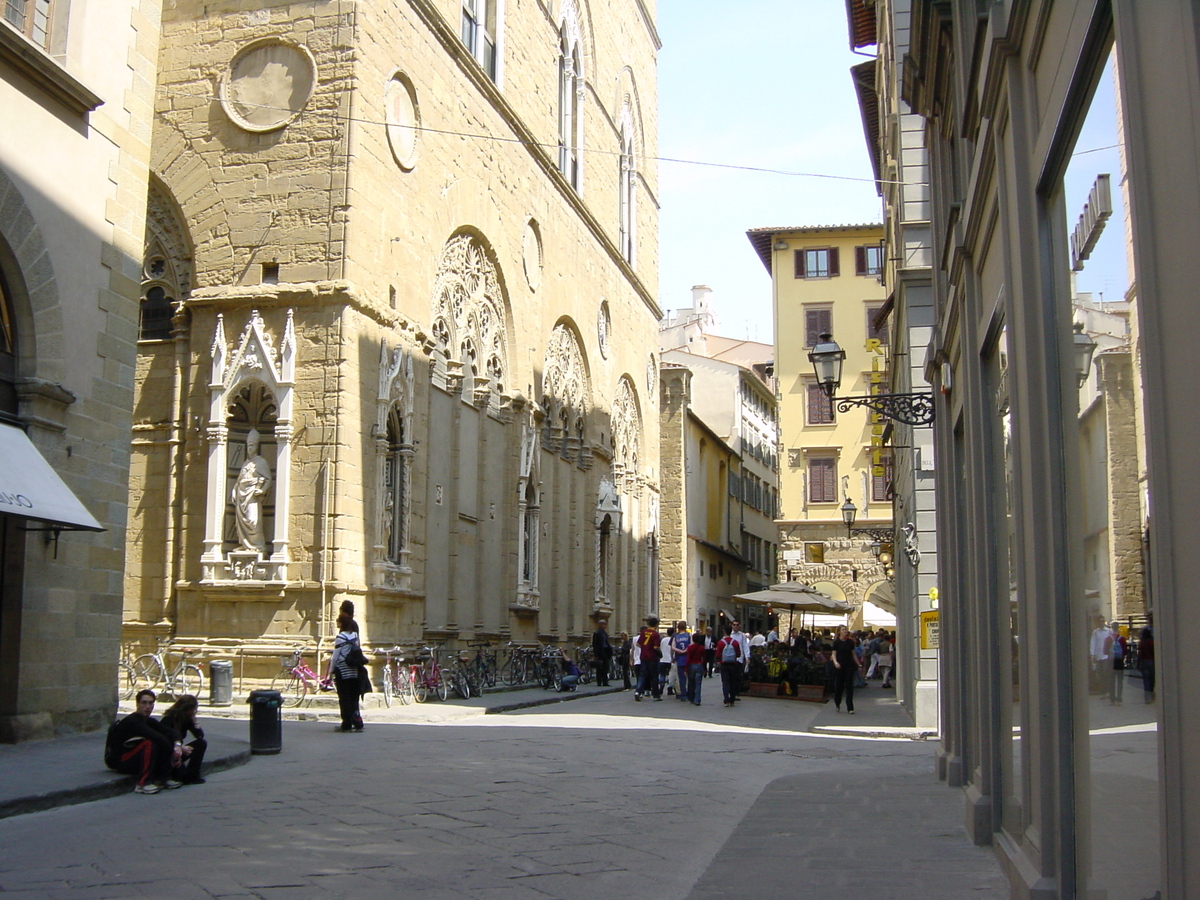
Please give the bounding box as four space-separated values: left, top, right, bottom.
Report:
247 689 283 755
209 660 233 707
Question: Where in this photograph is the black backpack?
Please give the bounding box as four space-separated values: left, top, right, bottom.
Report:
343 641 367 669
103 721 122 771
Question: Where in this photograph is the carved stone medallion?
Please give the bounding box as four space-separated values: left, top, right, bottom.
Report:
384 72 420 170
220 38 316 132
522 219 543 292
597 301 611 359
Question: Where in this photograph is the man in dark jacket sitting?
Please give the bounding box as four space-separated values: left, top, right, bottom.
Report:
105 690 182 794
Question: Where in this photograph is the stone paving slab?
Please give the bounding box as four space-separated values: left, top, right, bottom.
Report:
0 683 1004 899
0 691 1003 897
686 768 1007 900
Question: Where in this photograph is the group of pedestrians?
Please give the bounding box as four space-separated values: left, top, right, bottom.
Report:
613 616 720 706
1090 615 1155 704
611 616 754 708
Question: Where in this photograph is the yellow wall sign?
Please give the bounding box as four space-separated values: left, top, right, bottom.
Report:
920 610 940 650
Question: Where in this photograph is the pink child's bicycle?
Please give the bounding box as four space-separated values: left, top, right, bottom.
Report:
272 647 333 708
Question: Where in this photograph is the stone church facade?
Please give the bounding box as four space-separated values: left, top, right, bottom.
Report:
124 0 661 670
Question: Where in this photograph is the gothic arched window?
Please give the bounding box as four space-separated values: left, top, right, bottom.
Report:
383 406 406 563
618 125 636 264
557 5 584 191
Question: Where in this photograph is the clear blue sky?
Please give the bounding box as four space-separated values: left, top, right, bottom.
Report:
654 4 1127 341
656 2 883 341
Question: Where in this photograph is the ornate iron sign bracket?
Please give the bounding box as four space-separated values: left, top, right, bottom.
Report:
835 392 935 426
850 528 894 543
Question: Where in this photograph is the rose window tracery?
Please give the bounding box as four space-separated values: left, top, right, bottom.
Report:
612 376 641 486
541 323 591 462
429 233 509 405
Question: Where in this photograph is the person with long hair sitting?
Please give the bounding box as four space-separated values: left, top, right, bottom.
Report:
159 694 208 784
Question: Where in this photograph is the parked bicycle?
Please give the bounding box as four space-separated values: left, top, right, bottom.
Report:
272 646 332 708
467 640 498 691
379 646 417 707
129 639 205 699
415 645 450 701
536 645 566 691
500 642 539 686
448 651 477 699
116 647 140 701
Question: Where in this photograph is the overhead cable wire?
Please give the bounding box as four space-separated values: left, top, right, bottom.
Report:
156 85 895 185
156 85 1120 182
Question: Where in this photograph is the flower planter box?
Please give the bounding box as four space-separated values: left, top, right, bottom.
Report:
747 682 827 703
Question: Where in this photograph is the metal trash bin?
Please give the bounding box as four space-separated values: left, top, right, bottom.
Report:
247 689 283 755
209 660 233 707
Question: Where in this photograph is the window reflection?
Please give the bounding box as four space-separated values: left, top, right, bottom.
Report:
1064 49 1159 899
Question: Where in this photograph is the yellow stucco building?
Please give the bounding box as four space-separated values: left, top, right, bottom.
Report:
747 224 893 617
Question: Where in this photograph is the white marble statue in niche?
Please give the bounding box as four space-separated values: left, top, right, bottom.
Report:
233 428 272 553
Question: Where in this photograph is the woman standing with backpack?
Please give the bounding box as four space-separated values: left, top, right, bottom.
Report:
327 613 365 732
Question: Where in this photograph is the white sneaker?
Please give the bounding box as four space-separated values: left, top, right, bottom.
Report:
134 783 161 795
164 780 184 790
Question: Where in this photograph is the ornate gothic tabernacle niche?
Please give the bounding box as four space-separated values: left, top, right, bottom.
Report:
200 309 295 584
373 341 416 591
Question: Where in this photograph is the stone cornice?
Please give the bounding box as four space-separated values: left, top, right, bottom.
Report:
0 23 102 115
185 280 429 345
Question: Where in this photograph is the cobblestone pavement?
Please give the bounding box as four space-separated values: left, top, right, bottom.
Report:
0 689 1006 899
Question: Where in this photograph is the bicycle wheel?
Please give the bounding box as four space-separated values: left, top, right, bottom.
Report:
466 668 482 698
174 667 204 700
452 670 470 700
118 662 137 701
500 659 517 686
381 665 393 707
551 669 563 692
131 655 163 693
434 668 450 701
271 671 307 708
394 667 412 705
412 667 428 703
481 658 498 688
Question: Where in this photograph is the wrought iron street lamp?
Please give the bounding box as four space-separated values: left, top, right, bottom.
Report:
1073 322 1098 388
808 332 935 426
841 497 857 537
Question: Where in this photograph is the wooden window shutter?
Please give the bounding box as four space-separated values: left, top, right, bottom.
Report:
809 457 836 503
828 247 840 276
806 307 832 346
855 246 867 276
794 249 807 278
807 383 833 424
